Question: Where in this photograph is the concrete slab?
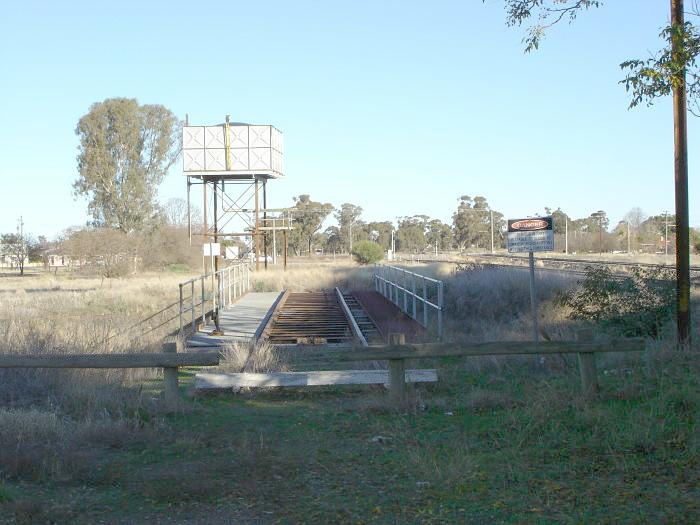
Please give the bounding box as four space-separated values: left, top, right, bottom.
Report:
187 292 282 348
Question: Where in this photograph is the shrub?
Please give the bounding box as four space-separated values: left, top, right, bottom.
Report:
558 265 675 338
351 241 383 265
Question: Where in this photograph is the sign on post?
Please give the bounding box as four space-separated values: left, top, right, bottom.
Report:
507 217 554 253
506 216 554 344
203 243 221 257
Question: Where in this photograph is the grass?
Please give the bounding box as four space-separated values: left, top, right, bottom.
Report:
249 260 374 292
0 263 698 523
1 350 698 523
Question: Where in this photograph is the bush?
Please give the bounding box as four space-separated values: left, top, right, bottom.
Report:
351 241 384 265
558 265 675 338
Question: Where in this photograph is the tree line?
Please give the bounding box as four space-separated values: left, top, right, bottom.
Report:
275 195 700 257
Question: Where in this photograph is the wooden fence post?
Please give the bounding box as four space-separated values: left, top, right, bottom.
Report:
576 329 598 397
162 340 179 404
388 333 407 407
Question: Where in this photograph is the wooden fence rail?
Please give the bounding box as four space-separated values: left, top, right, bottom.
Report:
0 346 220 404
0 353 219 369
351 332 646 405
0 333 647 407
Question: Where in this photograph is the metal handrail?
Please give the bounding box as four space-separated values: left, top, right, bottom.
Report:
373 265 444 340
178 262 251 334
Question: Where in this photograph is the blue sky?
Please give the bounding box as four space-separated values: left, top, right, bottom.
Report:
1 0 698 238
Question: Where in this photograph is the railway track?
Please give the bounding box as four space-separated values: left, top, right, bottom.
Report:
262 291 354 345
339 290 382 343
400 253 700 283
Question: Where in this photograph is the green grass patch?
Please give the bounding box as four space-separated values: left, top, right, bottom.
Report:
1 353 699 523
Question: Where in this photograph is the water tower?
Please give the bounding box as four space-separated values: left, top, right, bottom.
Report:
182 115 287 271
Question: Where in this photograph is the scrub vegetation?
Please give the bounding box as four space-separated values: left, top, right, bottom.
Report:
0 263 698 524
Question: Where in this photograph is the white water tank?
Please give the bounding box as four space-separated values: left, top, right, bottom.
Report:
182 122 284 178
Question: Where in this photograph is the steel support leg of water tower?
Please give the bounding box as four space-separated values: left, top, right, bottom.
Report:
263 179 268 270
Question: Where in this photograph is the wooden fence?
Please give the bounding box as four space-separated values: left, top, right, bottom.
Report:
0 341 219 404
0 332 646 407
354 331 646 405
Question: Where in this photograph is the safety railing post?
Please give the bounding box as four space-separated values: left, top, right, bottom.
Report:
403 269 408 314
201 278 205 328
411 272 417 319
437 281 444 340
190 280 195 332
211 272 221 310
178 283 183 333
385 267 389 298
422 277 428 328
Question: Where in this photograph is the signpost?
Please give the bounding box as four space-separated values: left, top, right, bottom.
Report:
507 217 554 343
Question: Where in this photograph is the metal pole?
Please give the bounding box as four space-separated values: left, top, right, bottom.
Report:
179 284 183 333
412 273 417 319
263 180 268 270
422 278 428 328
528 251 539 343
283 229 288 270
272 219 277 265
191 281 195 332
202 180 207 275
665 210 669 257
187 178 192 245
437 281 443 341
201 277 205 328
213 180 221 332
403 270 408 313
254 177 260 271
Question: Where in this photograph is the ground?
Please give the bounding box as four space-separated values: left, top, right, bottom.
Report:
0 262 698 523
2 352 699 524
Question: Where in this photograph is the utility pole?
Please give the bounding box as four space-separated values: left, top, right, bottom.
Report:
591 210 605 255
18 216 25 272
349 221 353 256
565 217 568 255
671 0 691 345
664 210 669 257
627 221 631 254
490 210 494 254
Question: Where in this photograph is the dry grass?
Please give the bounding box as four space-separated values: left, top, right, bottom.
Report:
218 340 289 373
0 263 695 482
0 271 194 481
250 261 374 292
